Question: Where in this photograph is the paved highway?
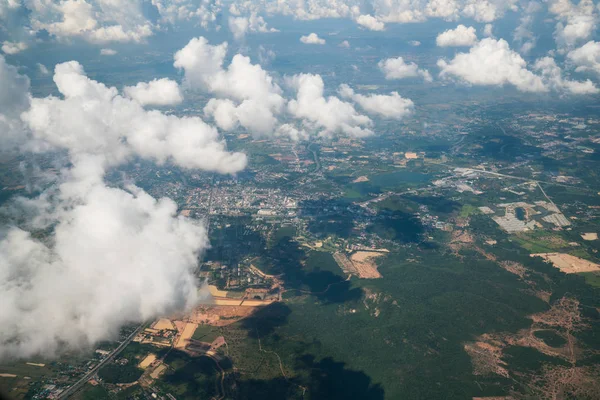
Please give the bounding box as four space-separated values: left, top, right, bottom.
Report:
57 324 145 399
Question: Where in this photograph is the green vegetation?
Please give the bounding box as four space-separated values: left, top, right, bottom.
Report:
192 325 221 343
502 346 569 373
98 363 143 384
116 384 144 400
459 204 479 218
534 330 567 347
158 351 220 400
367 210 423 243
580 271 600 288
270 225 297 247
75 384 111 400
512 231 568 253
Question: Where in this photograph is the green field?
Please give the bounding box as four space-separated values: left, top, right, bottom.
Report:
580 271 600 288
192 325 221 343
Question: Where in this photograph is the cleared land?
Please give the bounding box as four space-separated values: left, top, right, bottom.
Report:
350 251 386 279
149 364 166 380
333 250 387 279
175 323 198 349
24 363 44 368
208 285 230 297
186 305 258 326
531 253 600 274
581 233 598 241
138 354 156 369
151 319 175 331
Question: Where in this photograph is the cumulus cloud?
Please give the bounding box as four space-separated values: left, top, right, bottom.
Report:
371 0 517 23
533 56 598 94
0 55 30 152
338 84 414 120
100 48 117 56
355 14 385 31
0 183 208 359
483 24 493 37
0 59 247 359
124 78 183 106
461 0 508 23
153 0 221 29
436 25 477 47
258 45 276 65
37 63 50 75
437 38 547 92
287 73 373 137
513 2 541 55
567 40 600 76
228 12 278 40
25 61 246 172
549 0 598 52
1 0 223 45
26 0 153 44
174 37 285 135
339 40 350 48
1 41 28 54
300 33 326 45
378 57 432 82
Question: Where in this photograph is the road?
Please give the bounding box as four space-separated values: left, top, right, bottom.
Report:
57 324 145 399
427 161 597 192
307 142 321 173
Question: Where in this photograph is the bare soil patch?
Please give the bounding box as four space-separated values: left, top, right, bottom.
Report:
531 253 600 274
349 251 387 279
352 176 369 183
138 354 156 369
175 322 198 349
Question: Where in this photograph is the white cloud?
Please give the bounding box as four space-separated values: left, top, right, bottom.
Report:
513 2 541 55
287 73 373 137
259 0 359 21
228 12 278 40
409 40 421 46
0 183 209 359
371 0 517 23
483 24 493 37
0 58 247 359
378 57 432 82
24 61 247 173
300 33 326 45
436 25 477 47
26 0 154 44
258 45 276 65
338 84 414 120
339 40 350 48
424 0 460 20
174 37 285 135
37 63 50 75
124 78 184 106
153 0 222 29
461 0 502 23
1 0 223 45
0 55 30 152
1 41 28 54
534 56 598 95
567 40 600 76
355 14 385 31
437 38 547 93
100 48 117 56
549 0 598 51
